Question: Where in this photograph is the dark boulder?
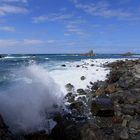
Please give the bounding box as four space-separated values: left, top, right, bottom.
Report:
80 76 86 81
61 64 66 67
24 130 48 140
65 92 75 103
0 115 13 140
50 120 104 140
69 101 86 114
77 89 86 95
91 96 114 117
65 83 74 92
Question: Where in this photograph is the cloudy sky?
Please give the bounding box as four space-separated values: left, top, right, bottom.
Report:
0 0 140 54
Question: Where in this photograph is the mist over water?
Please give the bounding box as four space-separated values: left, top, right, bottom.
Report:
0 64 64 133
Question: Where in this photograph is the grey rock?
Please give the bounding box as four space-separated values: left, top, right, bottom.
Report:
129 120 140 130
122 104 136 116
65 83 74 92
120 127 129 140
81 76 86 80
61 64 66 67
77 89 86 95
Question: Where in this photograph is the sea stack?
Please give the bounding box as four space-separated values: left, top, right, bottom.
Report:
81 50 96 57
122 52 134 57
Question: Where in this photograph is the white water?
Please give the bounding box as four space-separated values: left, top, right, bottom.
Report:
50 59 119 93
0 65 64 133
4 56 31 59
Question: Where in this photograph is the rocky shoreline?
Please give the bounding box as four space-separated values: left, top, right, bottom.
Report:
0 59 140 140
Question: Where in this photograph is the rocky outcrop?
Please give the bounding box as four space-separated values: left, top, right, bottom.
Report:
50 119 104 140
60 59 140 140
0 115 13 140
121 52 134 57
81 50 96 57
0 55 4 58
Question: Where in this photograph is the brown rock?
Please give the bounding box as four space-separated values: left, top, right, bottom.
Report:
105 84 117 94
95 88 105 96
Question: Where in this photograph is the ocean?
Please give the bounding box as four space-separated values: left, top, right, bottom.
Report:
0 54 140 133
0 54 140 88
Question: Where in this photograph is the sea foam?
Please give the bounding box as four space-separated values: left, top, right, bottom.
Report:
0 64 64 133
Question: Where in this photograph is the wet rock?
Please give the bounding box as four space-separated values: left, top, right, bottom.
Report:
80 76 86 81
77 89 86 95
91 82 99 90
61 64 66 67
70 101 86 114
89 81 94 85
0 115 13 140
91 81 107 91
91 96 114 117
53 113 63 123
90 64 94 66
65 92 75 103
76 96 87 103
65 83 74 92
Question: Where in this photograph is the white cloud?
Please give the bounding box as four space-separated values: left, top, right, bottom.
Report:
0 39 45 47
46 40 56 43
0 26 15 32
0 39 63 47
32 13 73 23
0 4 28 16
65 24 86 36
2 0 28 3
72 0 132 19
23 39 44 45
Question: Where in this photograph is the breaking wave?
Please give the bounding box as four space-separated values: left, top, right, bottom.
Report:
0 64 64 133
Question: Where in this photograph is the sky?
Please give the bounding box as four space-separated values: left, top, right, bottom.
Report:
0 0 140 54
